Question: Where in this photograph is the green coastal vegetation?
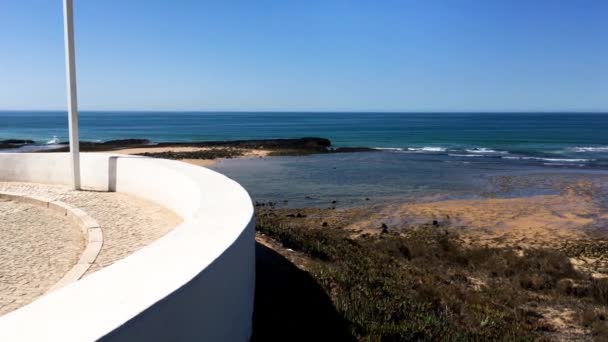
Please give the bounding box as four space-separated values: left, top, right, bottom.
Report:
253 208 608 341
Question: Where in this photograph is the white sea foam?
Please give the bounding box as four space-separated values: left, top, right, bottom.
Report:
502 156 593 163
465 148 507 154
407 147 447 152
570 146 608 153
45 136 59 145
541 158 593 163
374 147 405 152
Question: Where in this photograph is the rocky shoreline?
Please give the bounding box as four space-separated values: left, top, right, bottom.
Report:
0 137 376 157
0 139 35 150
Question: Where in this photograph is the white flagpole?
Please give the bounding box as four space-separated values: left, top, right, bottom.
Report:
63 0 81 190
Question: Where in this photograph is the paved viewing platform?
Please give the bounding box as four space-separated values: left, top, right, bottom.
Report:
0 153 255 340
0 181 181 315
0 197 83 315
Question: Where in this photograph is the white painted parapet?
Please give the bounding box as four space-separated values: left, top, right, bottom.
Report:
0 153 256 341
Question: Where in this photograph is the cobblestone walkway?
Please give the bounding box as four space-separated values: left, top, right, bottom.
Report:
0 198 83 315
0 182 181 315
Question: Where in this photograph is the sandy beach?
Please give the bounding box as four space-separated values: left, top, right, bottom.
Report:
111 145 271 167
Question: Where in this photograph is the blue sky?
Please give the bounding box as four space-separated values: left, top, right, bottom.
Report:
0 0 606 112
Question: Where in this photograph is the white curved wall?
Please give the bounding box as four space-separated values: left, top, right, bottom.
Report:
0 153 255 341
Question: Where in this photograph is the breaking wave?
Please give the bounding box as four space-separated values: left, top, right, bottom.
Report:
45 136 60 145
374 147 405 152
406 147 447 152
465 148 507 154
502 156 593 163
570 146 608 153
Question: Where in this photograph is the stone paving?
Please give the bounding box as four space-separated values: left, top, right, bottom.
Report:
0 182 182 315
0 198 83 315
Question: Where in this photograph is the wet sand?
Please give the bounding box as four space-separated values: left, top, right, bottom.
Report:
252 175 608 278
348 193 600 248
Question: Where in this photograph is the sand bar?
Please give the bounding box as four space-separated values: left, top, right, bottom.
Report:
111 146 270 166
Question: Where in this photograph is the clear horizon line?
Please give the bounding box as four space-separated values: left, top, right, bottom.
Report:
1 109 608 114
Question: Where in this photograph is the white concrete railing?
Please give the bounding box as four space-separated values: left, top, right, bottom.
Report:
0 153 256 341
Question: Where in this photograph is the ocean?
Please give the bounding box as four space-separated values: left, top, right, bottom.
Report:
3 111 608 206
2 111 608 163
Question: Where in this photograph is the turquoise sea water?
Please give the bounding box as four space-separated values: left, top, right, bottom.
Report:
3 111 608 206
2 111 608 166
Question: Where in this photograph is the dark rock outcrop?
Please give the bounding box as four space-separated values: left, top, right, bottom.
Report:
49 139 151 152
157 137 332 151
0 139 35 150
